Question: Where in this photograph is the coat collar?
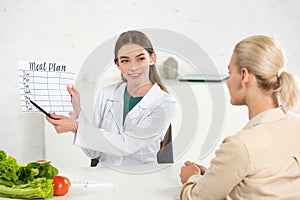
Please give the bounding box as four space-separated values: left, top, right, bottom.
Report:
138 83 164 109
107 83 126 130
107 82 164 130
108 82 164 107
243 107 287 130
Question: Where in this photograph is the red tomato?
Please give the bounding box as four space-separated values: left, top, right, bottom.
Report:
66 177 71 187
53 175 70 196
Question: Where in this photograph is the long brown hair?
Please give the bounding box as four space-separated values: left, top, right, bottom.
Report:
114 30 172 156
114 30 169 93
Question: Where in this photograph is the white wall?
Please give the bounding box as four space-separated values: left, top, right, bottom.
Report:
1 0 300 166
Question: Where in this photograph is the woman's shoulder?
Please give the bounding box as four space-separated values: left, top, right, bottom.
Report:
98 82 125 95
137 83 178 112
222 129 255 152
102 82 125 91
94 82 126 102
287 111 300 121
150 83 178 103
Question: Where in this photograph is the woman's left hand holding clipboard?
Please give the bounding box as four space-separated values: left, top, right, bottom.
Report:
67 85 81 120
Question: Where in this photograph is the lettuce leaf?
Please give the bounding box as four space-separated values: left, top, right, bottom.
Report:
0 150 19 182
18 161 58 182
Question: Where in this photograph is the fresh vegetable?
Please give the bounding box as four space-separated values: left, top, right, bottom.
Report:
18 161 58 182
66 176 71 187
37 160 52 165
0 150 19 182
0 149 59 199
53 175 70 196
0 178 53 199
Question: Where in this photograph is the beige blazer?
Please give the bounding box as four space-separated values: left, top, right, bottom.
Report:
181 107 300 200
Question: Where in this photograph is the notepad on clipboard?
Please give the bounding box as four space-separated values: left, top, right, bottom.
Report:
178 74 229 82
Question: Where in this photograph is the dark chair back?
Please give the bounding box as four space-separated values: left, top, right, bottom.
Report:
157 124 174 164
91 158 99 167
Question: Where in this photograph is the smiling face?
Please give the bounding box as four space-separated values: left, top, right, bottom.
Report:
116 43 156 86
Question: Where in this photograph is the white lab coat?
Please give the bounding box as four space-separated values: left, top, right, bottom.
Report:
74 82 178 166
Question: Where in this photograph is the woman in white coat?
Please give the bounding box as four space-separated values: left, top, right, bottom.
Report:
46 30 178 166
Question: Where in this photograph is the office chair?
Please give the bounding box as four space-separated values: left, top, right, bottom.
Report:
157 124 174 164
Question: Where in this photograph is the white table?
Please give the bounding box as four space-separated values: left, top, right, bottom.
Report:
54 164 182 200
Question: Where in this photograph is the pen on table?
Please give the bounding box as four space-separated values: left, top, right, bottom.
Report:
71 180 113 187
